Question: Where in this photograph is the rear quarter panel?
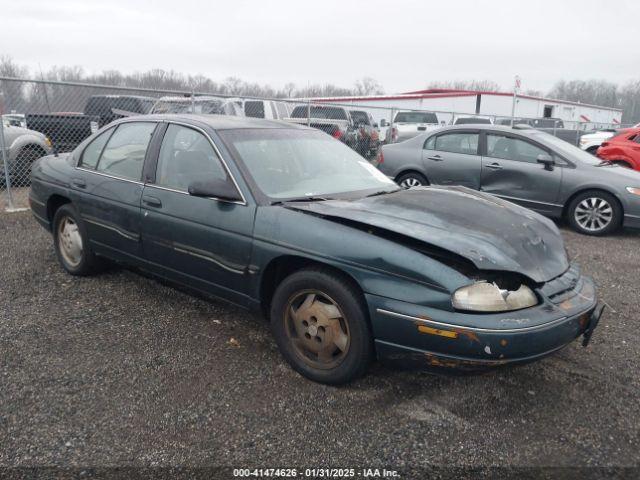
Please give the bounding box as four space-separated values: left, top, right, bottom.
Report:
379 139 424 179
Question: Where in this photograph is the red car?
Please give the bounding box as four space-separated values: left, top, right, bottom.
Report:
596 127 640 170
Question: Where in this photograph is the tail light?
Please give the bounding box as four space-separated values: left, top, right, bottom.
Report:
391 127 398 142
377 150 384 164
332 129 343 140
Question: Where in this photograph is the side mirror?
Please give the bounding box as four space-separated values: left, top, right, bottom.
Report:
188 178 242 202
380 119 387 127
536 153 555 171
373 123 379 128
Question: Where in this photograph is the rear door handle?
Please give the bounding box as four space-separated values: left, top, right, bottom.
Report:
142 195 162 208
428 155 443 161
71 178 86 188
486 163 503 170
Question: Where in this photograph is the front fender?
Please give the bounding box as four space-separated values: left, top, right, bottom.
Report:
251 206 472 310
8 132 50 161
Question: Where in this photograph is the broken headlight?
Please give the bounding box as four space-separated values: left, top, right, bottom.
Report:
452 282 538 312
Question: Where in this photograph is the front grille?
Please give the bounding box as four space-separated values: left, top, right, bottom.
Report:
538 264 582 305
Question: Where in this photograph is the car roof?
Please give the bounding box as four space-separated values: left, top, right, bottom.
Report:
116 113 308 130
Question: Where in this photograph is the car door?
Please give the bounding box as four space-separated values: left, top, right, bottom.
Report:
421 130 482 189
139 122 256 306
70 121 158 261
480 131 563 214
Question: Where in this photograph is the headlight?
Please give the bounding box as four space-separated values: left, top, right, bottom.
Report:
626 187 640 196
452 282 538 312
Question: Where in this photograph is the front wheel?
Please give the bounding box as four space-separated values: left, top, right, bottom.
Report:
566 190 622 236
397 172 428 189
270 268 373 384
53 204 105 275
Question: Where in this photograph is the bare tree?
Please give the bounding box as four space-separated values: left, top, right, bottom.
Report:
427 80 502 92
354 77 384 96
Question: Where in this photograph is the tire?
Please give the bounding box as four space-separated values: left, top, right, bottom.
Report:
270 268 374 385
52 204 104 275
396 172 428 189
586 146 599 155
566 190 622 236
14 146 45 186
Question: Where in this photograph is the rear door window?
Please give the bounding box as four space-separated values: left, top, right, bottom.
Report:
434 132 479 155
96 122 156 181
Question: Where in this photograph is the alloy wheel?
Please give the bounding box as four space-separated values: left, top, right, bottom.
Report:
574 197 613 232
400 177 423 188
58 216 83 267
284 290 350 370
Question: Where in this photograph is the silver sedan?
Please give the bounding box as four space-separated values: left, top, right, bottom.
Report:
377 125 640 236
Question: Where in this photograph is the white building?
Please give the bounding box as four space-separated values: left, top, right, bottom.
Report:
312 89 623 130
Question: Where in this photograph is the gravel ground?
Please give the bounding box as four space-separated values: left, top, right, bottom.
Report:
1 210 639 477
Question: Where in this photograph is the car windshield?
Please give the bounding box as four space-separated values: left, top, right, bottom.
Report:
291 106 348 120
394 112 438 124
350 111 370 125
455 117 491 124
220 128 397 200
152 99 225 114
531 131 602 165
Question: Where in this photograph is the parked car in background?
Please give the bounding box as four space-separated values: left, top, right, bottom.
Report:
25 95 155 153
579 129 618 154
285 105 357 150
29 115 602 384
452 115 493 125
377 124 640 235
350 110 380 157
2 113 27 128
596 127 640 170
151 96 244 116
496 117 564 129
243 99 293 120
1 123 52 186
386 111 440 144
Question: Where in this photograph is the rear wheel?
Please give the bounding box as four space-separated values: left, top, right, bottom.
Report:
270 268 373 384
53 204 104 275
397 172 428 188
567 190 622 236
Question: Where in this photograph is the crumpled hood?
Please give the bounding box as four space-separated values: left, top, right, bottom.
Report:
287 186 569 283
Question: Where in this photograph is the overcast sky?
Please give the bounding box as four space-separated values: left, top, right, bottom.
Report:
2 0 638 94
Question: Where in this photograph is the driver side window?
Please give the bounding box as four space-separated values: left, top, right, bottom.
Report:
155 124 228 192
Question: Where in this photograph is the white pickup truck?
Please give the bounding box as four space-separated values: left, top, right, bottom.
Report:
284 105 357 149
385 111 441 143
578 129 618 154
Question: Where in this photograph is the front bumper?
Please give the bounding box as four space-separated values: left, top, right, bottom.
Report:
367 267 602 372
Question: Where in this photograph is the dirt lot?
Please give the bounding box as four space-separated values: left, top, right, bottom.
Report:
1 210 639 477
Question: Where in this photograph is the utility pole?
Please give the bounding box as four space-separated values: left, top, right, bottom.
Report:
510 75 521 127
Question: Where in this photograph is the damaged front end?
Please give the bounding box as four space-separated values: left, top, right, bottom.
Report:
281 186 603 373
369 263 603 373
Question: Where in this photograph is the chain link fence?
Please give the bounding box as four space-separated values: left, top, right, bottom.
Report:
0 76 630 211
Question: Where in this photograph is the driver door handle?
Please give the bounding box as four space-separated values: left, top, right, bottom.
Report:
486 163 503 170
428 155 443 161
142 195 162 208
